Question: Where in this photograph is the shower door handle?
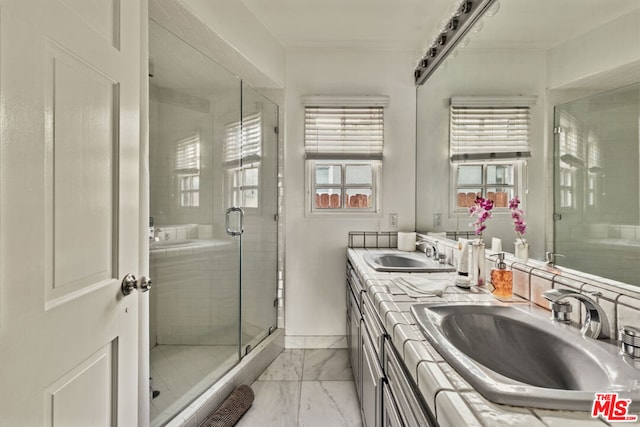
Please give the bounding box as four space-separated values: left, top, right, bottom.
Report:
225 207 244 236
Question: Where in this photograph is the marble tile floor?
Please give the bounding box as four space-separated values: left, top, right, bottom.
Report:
236 348 363 427
150 344 237 424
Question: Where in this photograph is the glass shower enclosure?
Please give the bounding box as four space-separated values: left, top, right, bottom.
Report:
148 21 278 425
553 82 640 285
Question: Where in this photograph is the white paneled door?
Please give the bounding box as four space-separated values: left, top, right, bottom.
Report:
0 0 143 426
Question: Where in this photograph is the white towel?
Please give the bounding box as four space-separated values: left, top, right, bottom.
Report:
392 276 448 297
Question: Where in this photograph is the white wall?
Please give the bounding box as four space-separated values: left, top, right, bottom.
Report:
416 49 548 259
547 10 640 89
284 48 417 336
181 0 286 88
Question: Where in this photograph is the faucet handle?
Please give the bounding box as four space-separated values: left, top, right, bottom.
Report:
544 252 564 267
549 301 572 323
542 290 573 322
620 326 640 359
545 252 565 266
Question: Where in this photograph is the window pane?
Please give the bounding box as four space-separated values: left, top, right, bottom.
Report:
192 192 199 207
244 168 259 186
192 176 199 190
458 165 482 185
456 189 481 208
345 189 372 208
345 165 372 185
486 164 514 185
243 189 258 208
180 176 189 190
316 165 342 185
486 187 513 208
315 188 342 209
181 192 190 206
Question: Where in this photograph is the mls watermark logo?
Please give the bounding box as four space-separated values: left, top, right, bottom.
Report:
591 393 638 422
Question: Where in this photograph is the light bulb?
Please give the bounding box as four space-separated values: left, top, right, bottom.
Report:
471 19 484 34
485 1 501 17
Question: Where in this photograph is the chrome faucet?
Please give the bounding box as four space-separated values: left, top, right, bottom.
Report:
416 239 437 258
416 239 429 256
542 289 610 339
545 252 565 267
429 244 438 259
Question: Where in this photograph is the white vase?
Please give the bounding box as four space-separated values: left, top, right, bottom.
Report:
470 239 486 286
515 239 529 261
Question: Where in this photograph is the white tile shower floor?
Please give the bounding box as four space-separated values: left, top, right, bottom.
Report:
150 344 237 425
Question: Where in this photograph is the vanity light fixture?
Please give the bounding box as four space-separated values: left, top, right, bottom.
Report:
414 0 498 86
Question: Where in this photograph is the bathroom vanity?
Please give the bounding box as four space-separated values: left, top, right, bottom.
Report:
346 235 640 426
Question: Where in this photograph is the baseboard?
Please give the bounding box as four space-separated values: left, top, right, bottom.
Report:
284 335 347 349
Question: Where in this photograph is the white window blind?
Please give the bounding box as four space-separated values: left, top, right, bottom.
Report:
175 134 200 173
450 96 536 162
224 112 262 163
304 106 384 160
558 110 585 167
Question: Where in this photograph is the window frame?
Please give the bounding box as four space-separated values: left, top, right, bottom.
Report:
450 159 526 215
178 173 200 208
306 159 381 215
227 162 261 210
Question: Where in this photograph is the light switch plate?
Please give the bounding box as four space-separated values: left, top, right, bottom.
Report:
389 213 398 229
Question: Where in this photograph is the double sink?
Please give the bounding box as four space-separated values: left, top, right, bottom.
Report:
411 302 640 411
364 252 455 273
362 251 640 411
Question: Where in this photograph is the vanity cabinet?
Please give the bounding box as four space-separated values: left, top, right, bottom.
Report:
346 262 363 399
384 340 432 427
347 260 435 427
361 324 383 427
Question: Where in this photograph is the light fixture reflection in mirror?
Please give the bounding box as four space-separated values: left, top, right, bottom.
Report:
485 1 500 17
415 0 640 287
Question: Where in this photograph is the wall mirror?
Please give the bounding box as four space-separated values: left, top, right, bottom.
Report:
415 0 640 284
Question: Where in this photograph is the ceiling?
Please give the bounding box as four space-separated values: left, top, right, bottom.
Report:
240 0 640 54
240 0 459 51
467 0 640 50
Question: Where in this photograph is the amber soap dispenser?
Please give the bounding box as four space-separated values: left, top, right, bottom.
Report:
490 252 512 299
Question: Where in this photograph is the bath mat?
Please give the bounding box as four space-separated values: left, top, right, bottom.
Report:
199 384 254 427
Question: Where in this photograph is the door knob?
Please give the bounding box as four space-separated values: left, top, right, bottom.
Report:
140 276 152 292
121 274 152 295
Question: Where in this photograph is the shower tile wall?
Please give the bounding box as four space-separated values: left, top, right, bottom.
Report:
151 247 238 345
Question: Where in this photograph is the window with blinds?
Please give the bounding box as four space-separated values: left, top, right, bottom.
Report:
450 97 535 161
304 106 384 160
175 134 201 207
175 134 200 173
224 112 262 163
223 113 263 208
303 102 385 213
557 110 585 167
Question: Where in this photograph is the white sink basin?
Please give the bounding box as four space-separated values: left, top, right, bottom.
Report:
363 252 455 272
411 302 640 411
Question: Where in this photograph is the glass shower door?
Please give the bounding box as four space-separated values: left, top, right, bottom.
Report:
239 84 279 355
148 21 242 425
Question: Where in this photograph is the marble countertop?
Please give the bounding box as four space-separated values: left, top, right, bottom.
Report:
347 247 612 427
